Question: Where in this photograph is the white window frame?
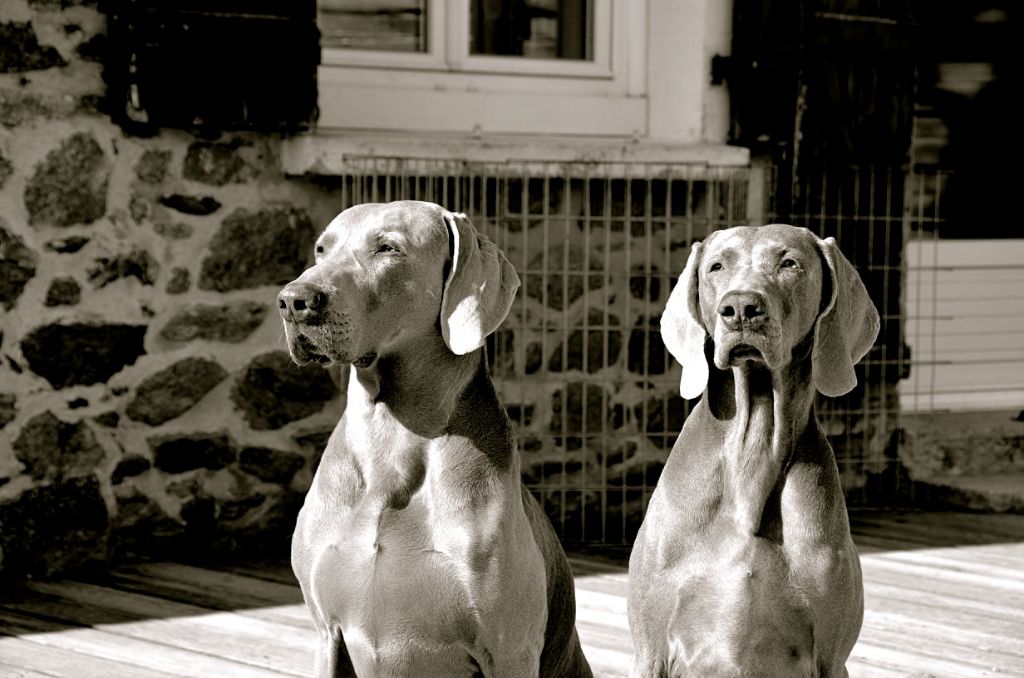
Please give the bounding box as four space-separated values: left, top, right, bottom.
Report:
321 1 615 79
316 0 647 137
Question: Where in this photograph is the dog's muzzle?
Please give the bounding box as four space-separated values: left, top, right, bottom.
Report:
715 289 775 367
278 282 327 325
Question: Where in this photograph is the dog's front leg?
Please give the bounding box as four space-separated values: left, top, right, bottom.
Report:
314 624 356 678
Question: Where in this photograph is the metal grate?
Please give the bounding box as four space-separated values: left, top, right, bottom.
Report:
337 158 942 541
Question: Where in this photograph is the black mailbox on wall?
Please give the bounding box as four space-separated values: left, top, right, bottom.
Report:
105 0 319 132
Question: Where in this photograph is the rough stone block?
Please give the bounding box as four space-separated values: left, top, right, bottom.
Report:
160 301 266 342
21 322 147 389
239 446 306 483
0 224 37 311
636 393 690 449
629 270 661 301
219 494 267 522
0 476 109 578
548 309 622 374
134 149 172 185
88 248 158 288
126 357 228 425
25 133 109 227
128 195 150 223
0 153 12 188
154 221 193 240
627 316 670 376
231 351 337 430
183 140 259 186
0 22 67 73
44 276 81 306
525 244 604 311
111 455 151 484
45 236 90 253
0 393 16 430
13 411 106 482
199 207 314 292
27 0 98 8
159 194 221 216
149 432 236 473
111 489 182 559
524 341 543 374
293 425 335 474
0 89 78 127
549 382 621 439
165 267 191 295
486 329 515 378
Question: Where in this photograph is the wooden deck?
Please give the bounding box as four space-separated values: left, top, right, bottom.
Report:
1 511 1022 677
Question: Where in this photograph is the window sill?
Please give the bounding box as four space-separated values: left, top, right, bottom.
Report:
280 132 751 176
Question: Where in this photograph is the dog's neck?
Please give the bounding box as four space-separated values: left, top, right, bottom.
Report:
346 333 514 467
707 344 817 536
351 337 475 429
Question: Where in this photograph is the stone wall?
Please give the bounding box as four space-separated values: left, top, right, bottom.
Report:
0 0 343 579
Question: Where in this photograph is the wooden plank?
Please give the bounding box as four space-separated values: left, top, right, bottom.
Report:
860 579 1024 634
134 562 302 603
847 659 914 678
0 636 181 678
7 582 313 676
73 563 303 611
869 549 1024 583
854 512 1024 544
862 609 1024 667
209 560 299 586
0 609 289 678
0 661 60 678
850 637 1005 678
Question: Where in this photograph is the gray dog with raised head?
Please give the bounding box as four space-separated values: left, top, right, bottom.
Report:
278 201 592 678
628 225 878 677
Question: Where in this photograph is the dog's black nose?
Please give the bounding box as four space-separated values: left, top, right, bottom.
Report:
718 290 768 331
278 282 327 323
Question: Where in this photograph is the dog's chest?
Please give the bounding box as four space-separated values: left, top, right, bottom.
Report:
292 448 501 668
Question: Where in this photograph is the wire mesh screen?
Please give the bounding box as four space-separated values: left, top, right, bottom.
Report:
339 158 750 542
337 158 929 541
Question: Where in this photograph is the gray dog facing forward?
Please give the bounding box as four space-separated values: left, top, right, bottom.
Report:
628 225 878 677
278 201 592 678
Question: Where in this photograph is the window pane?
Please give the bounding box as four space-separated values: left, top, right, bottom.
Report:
320 0 428 52
471 0 592 60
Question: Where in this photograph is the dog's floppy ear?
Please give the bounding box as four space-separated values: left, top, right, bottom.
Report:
441 211 521 355
661 241 709 399
812 237 880 396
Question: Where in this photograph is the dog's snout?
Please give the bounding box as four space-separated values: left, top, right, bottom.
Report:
718 290 768 331
278 282 327 323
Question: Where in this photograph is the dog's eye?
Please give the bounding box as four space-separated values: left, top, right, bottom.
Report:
315 245 324 255
376 243 398 254
709 262 723 272
780 258 798 269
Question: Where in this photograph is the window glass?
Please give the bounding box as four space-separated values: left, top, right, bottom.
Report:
320 0 428 52
470 0 592 60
